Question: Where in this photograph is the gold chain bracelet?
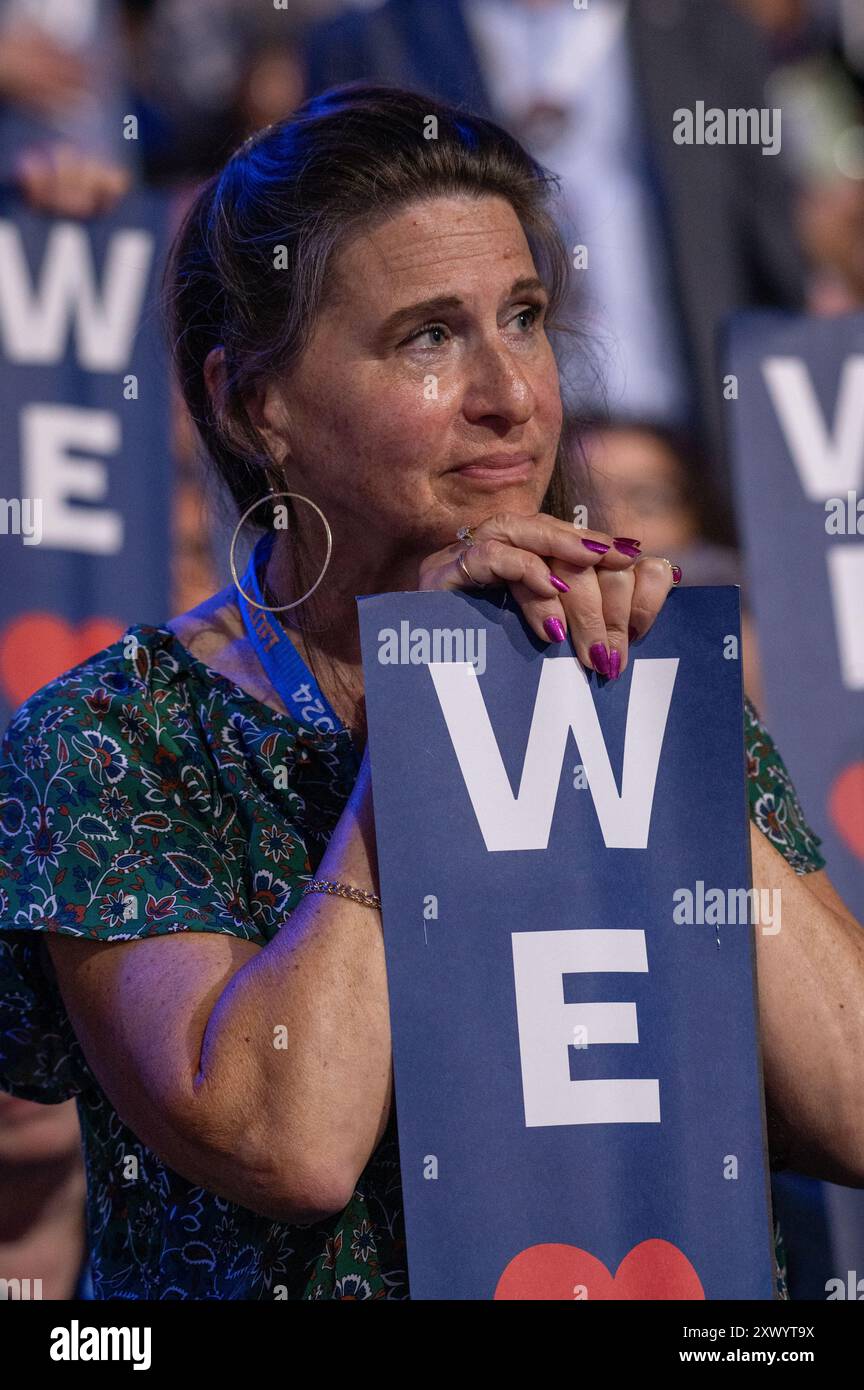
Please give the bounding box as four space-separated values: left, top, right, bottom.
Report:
301 878 382 910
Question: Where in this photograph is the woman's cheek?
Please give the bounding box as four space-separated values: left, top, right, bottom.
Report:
534 360 564 426
377 374 459 452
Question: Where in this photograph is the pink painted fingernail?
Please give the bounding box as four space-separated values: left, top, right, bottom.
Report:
589 642 610 676
671 564 682 585
543 616 567 643
614 537 641 547
548 573 570 593
581 539 610 554
613 539 641 558
609 649 621 680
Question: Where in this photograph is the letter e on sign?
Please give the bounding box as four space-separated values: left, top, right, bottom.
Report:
511 928 660 1127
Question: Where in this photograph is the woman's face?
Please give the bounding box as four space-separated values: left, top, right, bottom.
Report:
257 194 563 565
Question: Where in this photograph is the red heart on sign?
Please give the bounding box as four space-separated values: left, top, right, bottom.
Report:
0 612 125 707
494 1238 705 1300
828 763 864 862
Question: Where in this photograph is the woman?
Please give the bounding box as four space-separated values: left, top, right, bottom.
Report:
1 84 862 1301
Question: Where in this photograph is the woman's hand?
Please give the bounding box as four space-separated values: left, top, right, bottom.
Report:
418 511 680 677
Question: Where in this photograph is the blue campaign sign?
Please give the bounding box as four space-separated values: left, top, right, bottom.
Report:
357 585 776 1301
725 311 864 923
725 311 864 1298
0 190 171 729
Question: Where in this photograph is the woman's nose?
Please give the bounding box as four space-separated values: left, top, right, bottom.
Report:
462 340 535 425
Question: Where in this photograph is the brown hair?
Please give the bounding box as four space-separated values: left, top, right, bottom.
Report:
164 81 597 539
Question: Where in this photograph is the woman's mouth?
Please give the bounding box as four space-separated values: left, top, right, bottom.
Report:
448 453 535 485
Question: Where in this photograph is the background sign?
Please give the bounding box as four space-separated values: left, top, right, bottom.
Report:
726 311 864 1298
0 191 171 729
358 585 775 1300
726 311 863 923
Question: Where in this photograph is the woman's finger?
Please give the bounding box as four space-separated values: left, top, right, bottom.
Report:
417 517 677 672
628 555 681 644
449 543 614 675
504 565 607 667
468 510 642 574
441 536 568 598
433 538 571 645
594 565 637 678
541 563 615 671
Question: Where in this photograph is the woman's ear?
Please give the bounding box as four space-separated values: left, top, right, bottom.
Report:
203 347 291 464
203 346 228 421
241 378 293 465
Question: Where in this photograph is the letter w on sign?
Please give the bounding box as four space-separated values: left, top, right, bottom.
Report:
427 656 678 851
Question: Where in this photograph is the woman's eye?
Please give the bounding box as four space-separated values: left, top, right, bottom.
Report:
405 322 449 349
401 305 544 349
512 305 542 332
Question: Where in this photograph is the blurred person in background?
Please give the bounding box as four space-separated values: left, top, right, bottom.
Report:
135 0 327 609
136 0 337 183
577 418 765 706
0 1093 90 1299
734 0 864 311
0 0 135 216
305 0 807 541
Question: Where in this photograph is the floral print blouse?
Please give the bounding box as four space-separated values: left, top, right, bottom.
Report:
0 623 826 1299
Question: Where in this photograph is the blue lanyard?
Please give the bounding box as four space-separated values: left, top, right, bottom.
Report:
236 531 345 736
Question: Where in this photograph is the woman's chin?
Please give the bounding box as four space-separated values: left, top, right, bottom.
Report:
438 470 549 515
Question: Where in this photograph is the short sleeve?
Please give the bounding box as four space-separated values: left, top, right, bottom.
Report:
0 932 88 1102
744 695 826 875
0 634 310 1100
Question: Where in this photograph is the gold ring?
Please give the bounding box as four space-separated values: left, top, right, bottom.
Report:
457 546 487 588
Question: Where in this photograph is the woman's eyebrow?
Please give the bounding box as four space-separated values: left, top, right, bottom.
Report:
378 276 548 340
506 276 547 300
379 294 464 340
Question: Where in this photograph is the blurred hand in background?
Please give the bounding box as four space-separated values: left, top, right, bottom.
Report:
13 140 131 217
0 1091 88 1300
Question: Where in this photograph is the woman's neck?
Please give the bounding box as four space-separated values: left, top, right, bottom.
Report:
263 525 420 669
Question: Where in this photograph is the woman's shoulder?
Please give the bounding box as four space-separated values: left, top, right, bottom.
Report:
2 588 288 751
164 585 293 719
0 614 287 903
4 621 186 734
0 610 319 954
0 597 359 935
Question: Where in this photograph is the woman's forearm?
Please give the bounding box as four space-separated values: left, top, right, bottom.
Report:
752 822 864 1186
192 780 864 1218
193 749 393 1215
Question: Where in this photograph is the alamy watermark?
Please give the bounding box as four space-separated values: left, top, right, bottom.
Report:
49 1321 151 1370
673 881 781 935
0 497 42 544
378 622 487 675
825 491 864 534
0 1276 42 1299
826 1270 864 1299
673 101 781 156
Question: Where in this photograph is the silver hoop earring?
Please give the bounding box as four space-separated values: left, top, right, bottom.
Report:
228 490 333 613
